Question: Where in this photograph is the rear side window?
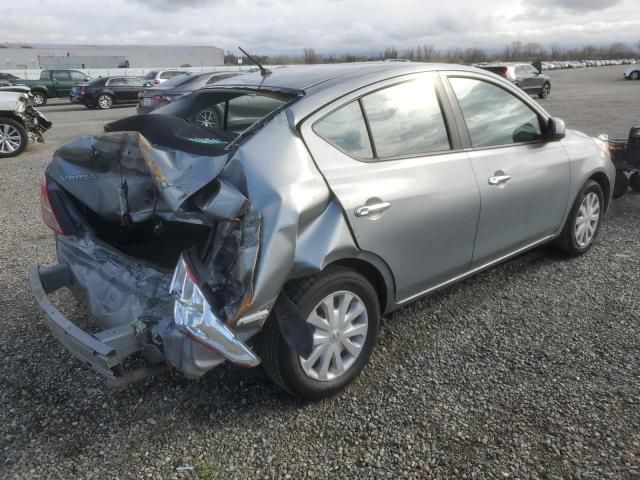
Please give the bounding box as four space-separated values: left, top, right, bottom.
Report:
450 77 543 147
144 71 158 80
361 79 450 158
314 102 373 159
108 78 126 86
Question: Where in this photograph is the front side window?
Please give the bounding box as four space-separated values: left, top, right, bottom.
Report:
361 78 450 158
449 77 543 147
71 71 86 81
53 71 71 81
315 101 373 159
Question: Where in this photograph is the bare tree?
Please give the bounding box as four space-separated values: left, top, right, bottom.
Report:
383 46 398 59
303 48 320 64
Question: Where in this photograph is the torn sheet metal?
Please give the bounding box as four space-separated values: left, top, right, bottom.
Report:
56 234 173 329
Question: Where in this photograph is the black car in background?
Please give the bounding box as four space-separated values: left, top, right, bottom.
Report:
71 76 148 109
136 71 240 114
478 63 551 98
0 73 21 87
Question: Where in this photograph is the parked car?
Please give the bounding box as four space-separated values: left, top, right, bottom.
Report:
0 87 51 158
9 69 90 106
478 63 551 98
136 71 241 114
0 72 21 87
142 69 189 85
31 63 614 399
623 65 640 80
70 76 148 109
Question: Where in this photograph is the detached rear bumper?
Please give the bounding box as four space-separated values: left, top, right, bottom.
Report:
28 263 167 387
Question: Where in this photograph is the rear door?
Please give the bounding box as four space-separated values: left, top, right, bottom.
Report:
301 73 481 302
51 70 75 96
443 73 570 266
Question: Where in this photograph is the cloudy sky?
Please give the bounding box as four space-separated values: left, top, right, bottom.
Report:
4 0 639 54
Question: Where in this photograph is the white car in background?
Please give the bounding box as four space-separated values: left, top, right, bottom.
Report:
0 87 51 158
623 65 640 80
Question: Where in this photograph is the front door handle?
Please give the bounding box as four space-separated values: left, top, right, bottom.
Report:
488 171 512 186
354 201 391 217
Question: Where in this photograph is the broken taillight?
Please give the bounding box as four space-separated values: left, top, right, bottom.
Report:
39 174 64 235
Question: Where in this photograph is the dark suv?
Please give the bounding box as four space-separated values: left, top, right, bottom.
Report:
71 76 148 109
479 63 551 99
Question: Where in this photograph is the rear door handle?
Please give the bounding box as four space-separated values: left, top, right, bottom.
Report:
488 172 512 186
354 201 391 217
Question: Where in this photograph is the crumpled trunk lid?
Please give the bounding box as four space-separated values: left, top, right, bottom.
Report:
46 117 261 326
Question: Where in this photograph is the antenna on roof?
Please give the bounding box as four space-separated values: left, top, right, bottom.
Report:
238 46 270 77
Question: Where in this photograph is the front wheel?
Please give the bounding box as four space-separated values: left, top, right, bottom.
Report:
554 180 604 256
260 266 380 400
31 91 47 106
538 82 551 98
629 172 640 192
0 118 28 158
97 94 113 110
630 71 640 80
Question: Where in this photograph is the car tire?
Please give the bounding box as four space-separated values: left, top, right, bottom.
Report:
31 91 47 106
629 172 640 192
630 71 640 80
554 180 604 256
613 171 629 198
538 82 551 98
0 117 28 158
259 266 380 400
97 94 113 110
86 104 97 109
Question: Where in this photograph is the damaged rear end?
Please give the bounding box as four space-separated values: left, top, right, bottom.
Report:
30 89 300 386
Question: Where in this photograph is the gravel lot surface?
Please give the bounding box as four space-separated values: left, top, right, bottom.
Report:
1 66 639 479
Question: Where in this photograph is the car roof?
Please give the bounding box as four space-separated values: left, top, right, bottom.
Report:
211 62 486 120
213 62 466 93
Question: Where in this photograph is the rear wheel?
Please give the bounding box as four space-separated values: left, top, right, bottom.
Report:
555 180 603 256
260 266 380 400
31 91 47 106
0 118 28 158
97 94 113 110
538 82 551 98
613 171 629 198
629 172 640 192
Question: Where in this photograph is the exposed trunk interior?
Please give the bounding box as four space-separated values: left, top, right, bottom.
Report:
68 194 212 269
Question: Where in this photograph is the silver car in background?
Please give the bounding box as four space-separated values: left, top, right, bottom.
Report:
31 63 614 399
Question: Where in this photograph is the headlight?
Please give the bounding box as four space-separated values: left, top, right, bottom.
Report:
169 254 260 367
15 99 26 114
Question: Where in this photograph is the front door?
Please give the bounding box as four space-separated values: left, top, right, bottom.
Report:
51 70 75 96
446 75 570 266
301 74 481 301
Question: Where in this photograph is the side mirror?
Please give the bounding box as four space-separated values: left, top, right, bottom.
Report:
84 77 91 82
549 117 566 141
144 82 152 87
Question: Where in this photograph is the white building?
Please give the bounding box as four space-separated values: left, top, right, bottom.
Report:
0 43 224 70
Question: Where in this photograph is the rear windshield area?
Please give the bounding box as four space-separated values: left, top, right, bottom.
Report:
153 89 296 136
105 89 297 156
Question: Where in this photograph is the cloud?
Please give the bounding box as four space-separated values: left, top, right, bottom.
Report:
527 0 622 12
1 0 638 56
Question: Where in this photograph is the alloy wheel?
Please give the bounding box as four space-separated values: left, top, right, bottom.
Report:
575 192 600 247
196 109 219 129
631 71 640 80
98 95 113 109
32 94 45 106
0 123 23 154
299 291 368 382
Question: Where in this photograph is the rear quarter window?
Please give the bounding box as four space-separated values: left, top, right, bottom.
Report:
314 101 373 160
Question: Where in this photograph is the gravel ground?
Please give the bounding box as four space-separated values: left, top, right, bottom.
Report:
1 66 639 480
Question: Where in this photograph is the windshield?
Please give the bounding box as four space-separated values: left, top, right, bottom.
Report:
153 89 296 137
154 73 210 91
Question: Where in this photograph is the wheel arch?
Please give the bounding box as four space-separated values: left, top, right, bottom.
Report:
324 255 396 315
588 171 611 212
